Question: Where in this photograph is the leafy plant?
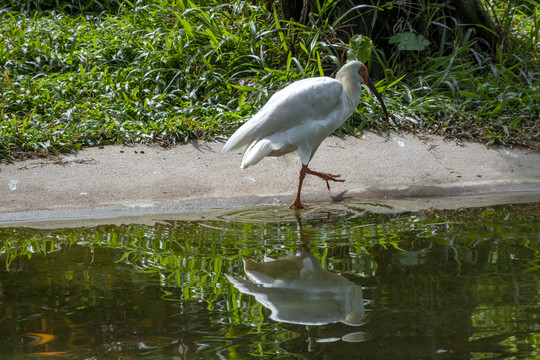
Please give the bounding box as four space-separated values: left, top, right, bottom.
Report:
0 0 538 161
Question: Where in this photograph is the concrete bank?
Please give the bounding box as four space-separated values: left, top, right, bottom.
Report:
1 131 539 227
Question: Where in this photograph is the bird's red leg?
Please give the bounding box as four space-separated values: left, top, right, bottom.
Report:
289 164 345 209
289 164 308 209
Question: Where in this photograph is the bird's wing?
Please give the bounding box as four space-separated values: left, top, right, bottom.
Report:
222 77 343 152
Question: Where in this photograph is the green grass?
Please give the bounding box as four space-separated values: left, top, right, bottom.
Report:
0 0 538 161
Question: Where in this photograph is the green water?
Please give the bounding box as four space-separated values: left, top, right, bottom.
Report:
0 202 539 359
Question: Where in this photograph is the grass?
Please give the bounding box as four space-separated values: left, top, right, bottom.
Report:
0 0 538 161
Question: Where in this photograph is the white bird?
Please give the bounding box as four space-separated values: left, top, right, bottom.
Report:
223 60 389 208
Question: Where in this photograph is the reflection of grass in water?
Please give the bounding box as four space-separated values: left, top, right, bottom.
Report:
0 202 538 283
0 204 540 276
0 204 540 271
0 202 538 357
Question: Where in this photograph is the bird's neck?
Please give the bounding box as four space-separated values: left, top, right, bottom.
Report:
342 81 363 113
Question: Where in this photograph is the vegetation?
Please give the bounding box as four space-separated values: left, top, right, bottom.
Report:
0 0 538 161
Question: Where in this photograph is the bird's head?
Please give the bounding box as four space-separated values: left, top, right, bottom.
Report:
353 62 390 126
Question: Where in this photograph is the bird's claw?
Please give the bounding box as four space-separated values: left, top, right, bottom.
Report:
319 172 345 191
289 200 308 209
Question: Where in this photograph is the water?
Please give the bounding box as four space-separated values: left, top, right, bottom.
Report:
0 201 539 359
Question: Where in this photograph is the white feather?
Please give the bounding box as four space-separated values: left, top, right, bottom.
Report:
223 61 366 168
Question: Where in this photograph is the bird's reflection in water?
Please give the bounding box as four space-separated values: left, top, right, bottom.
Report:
227 215 372 343
227 244 369 326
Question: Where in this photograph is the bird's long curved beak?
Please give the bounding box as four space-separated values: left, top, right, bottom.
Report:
366 76 389 126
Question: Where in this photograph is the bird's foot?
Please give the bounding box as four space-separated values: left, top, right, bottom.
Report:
289 200 308 209
306 169 345 191
322 174 345 190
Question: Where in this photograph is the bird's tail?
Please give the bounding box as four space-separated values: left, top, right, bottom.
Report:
222 121 255 153
240 139 273 169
